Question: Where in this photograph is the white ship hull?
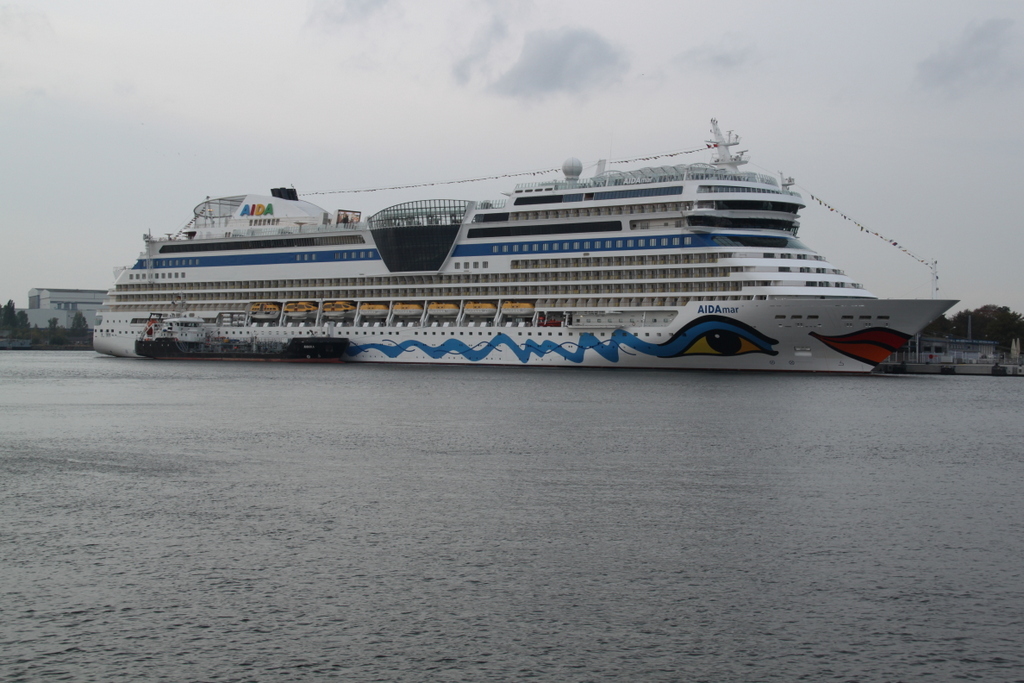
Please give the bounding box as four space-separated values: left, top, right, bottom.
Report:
94 298 953 373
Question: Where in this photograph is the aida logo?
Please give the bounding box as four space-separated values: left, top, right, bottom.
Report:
240 203 274 217
696 304 740 314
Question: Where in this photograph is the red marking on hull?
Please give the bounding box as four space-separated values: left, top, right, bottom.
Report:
810 328 912 366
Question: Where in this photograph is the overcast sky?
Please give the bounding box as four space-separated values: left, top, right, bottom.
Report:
2 0 1023 314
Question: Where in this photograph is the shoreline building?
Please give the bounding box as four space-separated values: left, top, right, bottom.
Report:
888 335 1001 365
24 288 107 330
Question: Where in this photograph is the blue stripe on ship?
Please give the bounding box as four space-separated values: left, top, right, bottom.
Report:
136 233 734 269
451 233 721 257
134 250 381 270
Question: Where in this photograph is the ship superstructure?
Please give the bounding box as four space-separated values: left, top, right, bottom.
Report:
94 121 955 371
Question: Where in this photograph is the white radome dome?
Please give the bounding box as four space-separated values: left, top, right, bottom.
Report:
562 157 583 181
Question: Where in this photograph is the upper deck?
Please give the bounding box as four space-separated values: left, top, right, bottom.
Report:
513 163 798 196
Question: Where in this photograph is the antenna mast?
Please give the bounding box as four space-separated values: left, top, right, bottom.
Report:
707 118 748 172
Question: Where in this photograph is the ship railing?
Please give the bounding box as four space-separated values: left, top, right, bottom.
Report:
229 222 368 238
476 199 506 209
149 222 368 242
514 166 781 192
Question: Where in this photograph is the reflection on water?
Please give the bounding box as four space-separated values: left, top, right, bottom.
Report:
2 352 1023 681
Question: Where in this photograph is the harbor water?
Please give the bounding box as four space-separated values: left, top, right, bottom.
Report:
2 351 1023 682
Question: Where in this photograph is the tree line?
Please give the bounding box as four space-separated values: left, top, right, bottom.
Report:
1 299 90 346
921 305 1024 350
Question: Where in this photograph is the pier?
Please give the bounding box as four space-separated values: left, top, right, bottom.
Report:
877 361 1023 376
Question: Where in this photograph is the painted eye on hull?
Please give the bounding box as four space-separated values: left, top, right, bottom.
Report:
660 315 779 357
682 330 768 356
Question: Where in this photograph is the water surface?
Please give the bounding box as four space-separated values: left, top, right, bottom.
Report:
2 352 1023 681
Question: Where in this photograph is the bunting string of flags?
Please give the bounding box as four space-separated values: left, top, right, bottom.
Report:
805 191 934 268
302 147 708 196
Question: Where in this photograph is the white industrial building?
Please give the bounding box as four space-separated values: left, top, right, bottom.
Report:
23 288 107 330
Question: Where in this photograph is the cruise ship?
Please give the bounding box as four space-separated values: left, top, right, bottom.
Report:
94 121 955 372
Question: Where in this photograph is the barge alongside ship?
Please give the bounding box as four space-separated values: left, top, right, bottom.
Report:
135 317 348 362
95 121 955 372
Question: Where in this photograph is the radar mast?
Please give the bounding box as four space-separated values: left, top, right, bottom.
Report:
707 119 748 172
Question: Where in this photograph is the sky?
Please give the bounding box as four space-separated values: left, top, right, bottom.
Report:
2 0 1023 314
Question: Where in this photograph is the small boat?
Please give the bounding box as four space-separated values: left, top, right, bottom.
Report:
135 317 348 362
250 301 281 320
537 314 564 327
322 300 356 319
283 301 318 319
502 302 535 317
393 303 425 316
359 303 389 316
427 302 460 316
464 302 497 315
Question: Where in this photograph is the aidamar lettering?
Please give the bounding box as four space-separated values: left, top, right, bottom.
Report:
696 304 740 314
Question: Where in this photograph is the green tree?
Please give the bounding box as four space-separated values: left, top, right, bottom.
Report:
70 311 89 334
47 317 65 345
15 311 28 329
921 314 953 338
2 300 15 329
926 305 1024 349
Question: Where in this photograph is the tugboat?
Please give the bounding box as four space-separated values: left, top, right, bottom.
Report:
135 317 348 362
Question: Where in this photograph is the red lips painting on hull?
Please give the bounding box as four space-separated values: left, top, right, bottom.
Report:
809 328 913 366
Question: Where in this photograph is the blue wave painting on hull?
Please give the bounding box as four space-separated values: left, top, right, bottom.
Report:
346 315 779 363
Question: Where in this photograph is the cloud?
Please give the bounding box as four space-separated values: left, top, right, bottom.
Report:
916 19 1021 96
0 5 52 39
489 28 627 99
674 39 754 72
307 0 392 27
452 17 508 86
